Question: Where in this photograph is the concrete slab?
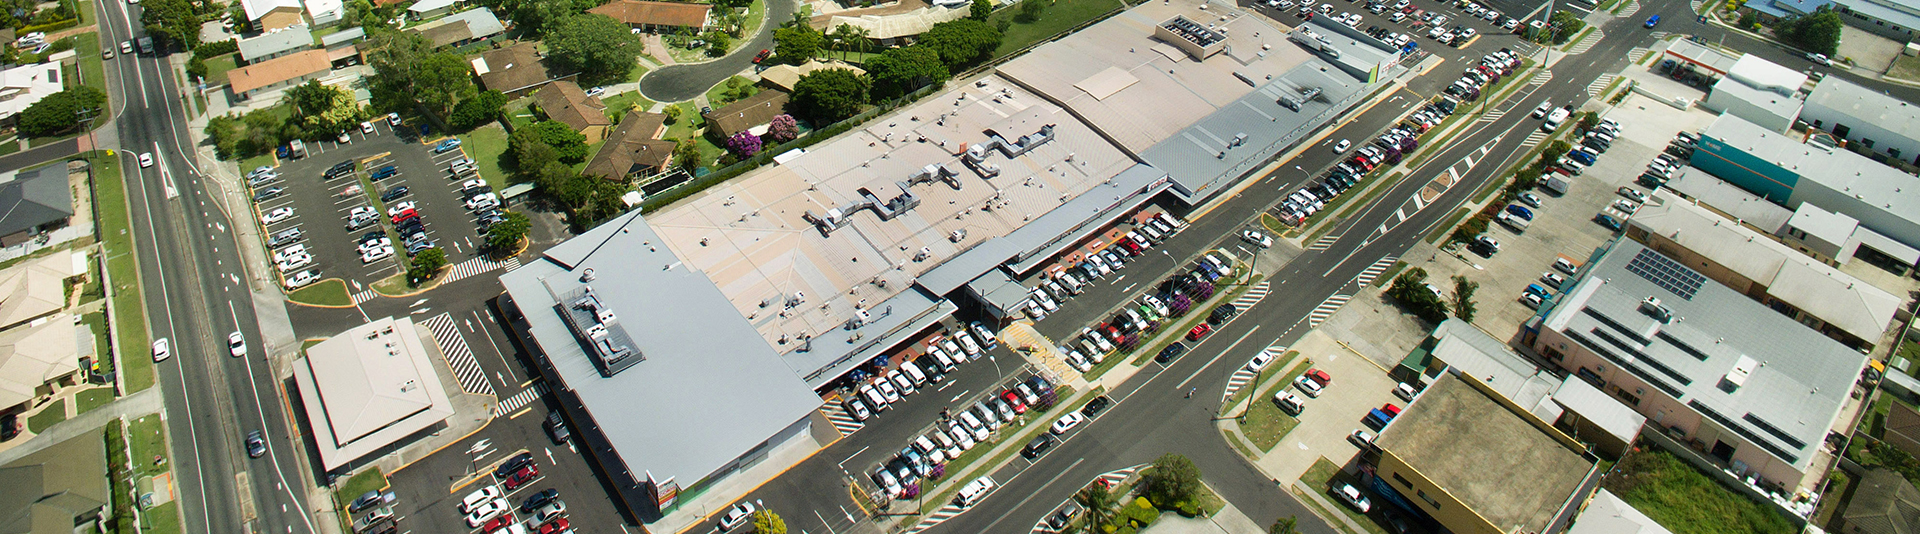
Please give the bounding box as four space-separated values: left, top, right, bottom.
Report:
1839 25 1903 72
1241 330 1401 483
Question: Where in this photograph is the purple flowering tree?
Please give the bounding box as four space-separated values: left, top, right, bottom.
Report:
727 131 763 157
767 114 799 143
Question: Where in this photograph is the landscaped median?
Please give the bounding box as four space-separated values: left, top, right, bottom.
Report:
912 385 1094 516
1234 357 1312 452
88 153 155 392
287 278 354 307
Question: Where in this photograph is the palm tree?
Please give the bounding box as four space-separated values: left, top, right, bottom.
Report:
1076 484 1118 531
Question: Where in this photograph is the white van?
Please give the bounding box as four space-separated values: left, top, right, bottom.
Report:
1206 254 1234 277
928 347 957 372
1543 108 1570 132
955 476 998 507
860 384 890 409
1156 212 1186 231
1054 271 1083 294
899 361 929 386
1080 339 1105 362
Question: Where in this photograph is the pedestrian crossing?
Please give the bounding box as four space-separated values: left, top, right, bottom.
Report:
1529 70 1554 85
1618 0 1640 16
821 401 866 435
1565 28 1604 54
1307 294 1351 329
441 256 521 286
1587 74 1618 96
495 382 546 415
908 504 968 534
1306 234 1340 251
351 289 376 304
1231 280 1272 309
1522 129 1551 148
1352 256 1398 287
1221 346 1286 400
1022 464 1148 533
422 312 496 396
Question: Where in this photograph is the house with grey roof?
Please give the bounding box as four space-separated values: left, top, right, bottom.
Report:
0 427 108 534
0 167 71 247
238 26 315 63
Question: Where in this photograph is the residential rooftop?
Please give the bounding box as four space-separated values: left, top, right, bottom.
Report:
1376 373 1594 534
1540 239 1867 470
237 26 314 62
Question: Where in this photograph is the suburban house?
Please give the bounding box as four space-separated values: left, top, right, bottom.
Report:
0 252 80 332
534 81 612 143
584 110 675 181
758 60 865 92
242 0 307 32
825 5 974 46
0 428 109 532
0 166 72 248
409 7 505 49
588 0 711 33
304 0 345 26
228 49 333 100
408 0 461 20
703 89 790 139
473 42 563 97
0 315 82 419
237 26 317 63
0 63 62 124
1842 468 1920 534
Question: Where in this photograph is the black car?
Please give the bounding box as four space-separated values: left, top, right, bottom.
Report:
1155 342 1187 364
519 488 560 513
0 413 17 441
544 411 571 445
254 187 284 202
360 231 386 244
494 452 535 478
1047 503 1082 530
380 186 409 202
1081 395 1113 418
1210 303 1239 324
245 430 267 458
325 161 355 178
1021 433 1056 459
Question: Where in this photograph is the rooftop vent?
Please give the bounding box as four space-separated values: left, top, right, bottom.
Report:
1721 355 1759 392
1639 296 1672 323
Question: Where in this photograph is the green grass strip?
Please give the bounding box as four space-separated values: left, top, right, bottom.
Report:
1425 207 1470 244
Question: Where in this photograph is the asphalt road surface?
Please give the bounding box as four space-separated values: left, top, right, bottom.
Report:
636 0 796 102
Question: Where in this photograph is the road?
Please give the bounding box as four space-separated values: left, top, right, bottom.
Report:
96 2 320 534
636 0 796 102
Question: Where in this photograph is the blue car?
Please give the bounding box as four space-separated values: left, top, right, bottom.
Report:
1505 204 1534 220
432 138 462 153
1644 14 1660 27
370 165 399 179
1525 283 1553 298
1567 150 1597 165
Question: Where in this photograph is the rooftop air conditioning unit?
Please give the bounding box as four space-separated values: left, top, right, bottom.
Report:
1640 296 1672 323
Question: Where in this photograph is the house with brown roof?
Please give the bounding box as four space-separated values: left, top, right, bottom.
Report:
758 60 864 92
534 81 613 143
472 42 563 97
585 110 676 181
703 89 789 139
1843 468 1920 534
228 49 333 100
588 0 711 33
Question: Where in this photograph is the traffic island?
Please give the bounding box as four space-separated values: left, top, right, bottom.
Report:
286 278 353 307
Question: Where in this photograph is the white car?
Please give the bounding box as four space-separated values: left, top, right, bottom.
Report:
1612 199 1641 214
357 237 391 254
1141 294 1170 317
138 153 154 168
1533 101 1553 118
718 502 756 531
360 245 395 263
1030 287 1059 311
272 244 308 263
465 193 500 211
1295 376 1324 398
261 207 294 225
1064 349 1093 372
385 201 416 217
585 86 608 97
970 322 999 348
276 253 313 272
1273 391 1305 415
387 112 402 126
948 423 976 450
1553 257 1579 275
1540 271 1566 288
954 331 982 356
460 178 488 191
285 269 321 289
1394 382 1418 401
1241 229 1273 248
1333 139 1351 153
227 331 246 357
247 165 275 178
458 486 502 513
1051 412 1085 434
360 121 374 134
1618 187 1648 203
463 498 511 528
348 206 378 219
1334 483 1372 513
1520 292 1544 309
1247 351 1275 371
152 338 170 362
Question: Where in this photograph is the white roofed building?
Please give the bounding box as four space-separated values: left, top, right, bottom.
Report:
0 63 61 124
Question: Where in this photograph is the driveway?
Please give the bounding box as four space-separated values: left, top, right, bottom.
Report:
637 0 796 102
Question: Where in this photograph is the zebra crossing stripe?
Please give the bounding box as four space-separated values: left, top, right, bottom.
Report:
497 382 547 415
1353 256 1398 287
1307 235 1339 251
422 313 495 396
351 290 377 304
1587 74 1617 96
1222 368 1258 400
905 504 968 534
1231 281 1272 308
440 256 521 286
1307 295 1352 328
821 403 866 436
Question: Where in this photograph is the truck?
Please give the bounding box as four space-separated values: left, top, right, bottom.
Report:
1495 211 1529 233
1364 408 1396 430
136 36 154 55
1542 175 1570 196
288 139 308 159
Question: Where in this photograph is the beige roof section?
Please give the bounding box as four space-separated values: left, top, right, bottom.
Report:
758 60 866 92
533 81 611 132
1630 190 1900 344
584 110 674 180
704 90 790 138
292 317 454 470
228 49 332 94
0 252 77 331
645 75 1133 349
0 316 79 410
825 4 971 40
995 0 1311 153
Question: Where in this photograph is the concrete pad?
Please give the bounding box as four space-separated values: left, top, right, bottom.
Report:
1243 330 1402 482
1839 25 1903 72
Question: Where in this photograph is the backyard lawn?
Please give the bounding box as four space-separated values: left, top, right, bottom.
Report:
1603 448 1794 534
987 0 1127 59
204 54 238 85
601 91 657 119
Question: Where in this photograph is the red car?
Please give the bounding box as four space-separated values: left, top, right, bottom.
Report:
1002 390 1027 414
752 49 771 63
481 516 513 532
1187 324 1212 341
537 518 570 534
504 465 539 490
1305 368 1332 386
391 209 418 224
1382 403 1402 416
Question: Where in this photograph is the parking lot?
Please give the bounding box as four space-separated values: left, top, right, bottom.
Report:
1251 0 1533 67
249 119 501 291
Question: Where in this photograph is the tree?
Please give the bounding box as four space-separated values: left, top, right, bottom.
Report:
970 0 991 20
546 14 647 84
450 90 509 130
1780 11 1842 56
515 0 598 36
1545 10 1585 44
792 68 871 121
673 139 703 172
1451 275 1478 322
865 45 947 99
1144 453 1202 506
919 19 1001 69
286 81 364 138
767 114 799 143
140 0 201 48
702 29 734 56
365 30 476 117
527 121 590 163
1386 267 1448 323
727 131 763 157
19 86 106 137
1270 517 1299 534
775 24 825 64
827 23 868 61
1015 0 1045 23
664 105 686 124
484 211 531 255
750 510 786 534
510 125 561 176
408 248 447 284
1076 484 1118 532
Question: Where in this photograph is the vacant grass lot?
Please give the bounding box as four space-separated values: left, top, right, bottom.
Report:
1604 448 1794 534
288 278 353 306
1238 360 1310 451
130 413 171 478
987 0 1127 60
458 125 511 190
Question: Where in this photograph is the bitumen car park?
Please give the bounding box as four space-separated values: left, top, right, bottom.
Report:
248 122 496 290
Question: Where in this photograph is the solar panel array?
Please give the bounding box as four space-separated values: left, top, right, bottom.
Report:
1625 248 1706 300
